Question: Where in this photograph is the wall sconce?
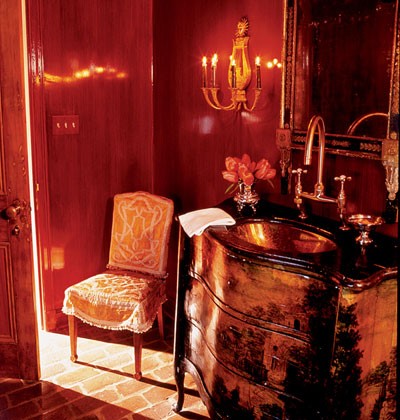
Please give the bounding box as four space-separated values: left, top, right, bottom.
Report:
201 17 261 111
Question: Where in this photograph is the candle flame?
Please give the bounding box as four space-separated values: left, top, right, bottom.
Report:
211 54 218 67
255 56 261 66
202 56 207 67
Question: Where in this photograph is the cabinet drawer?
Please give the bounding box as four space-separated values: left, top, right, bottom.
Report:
185 277 310 390
185 318 311 419
190 233 339 335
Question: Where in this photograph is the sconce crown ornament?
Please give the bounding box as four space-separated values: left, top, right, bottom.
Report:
235 16 249 37
201 17 261 111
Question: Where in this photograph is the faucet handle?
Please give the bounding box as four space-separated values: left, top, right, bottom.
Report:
292 168 308 174
292 168 308 219
334 175 352 230
334 174 352 185
292 167 308 178
292 168 308 189
292 168 308 195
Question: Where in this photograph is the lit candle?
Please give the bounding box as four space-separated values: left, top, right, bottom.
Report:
211 53 218 88
255 56 261 89
231 58 236 89
202 56 207 88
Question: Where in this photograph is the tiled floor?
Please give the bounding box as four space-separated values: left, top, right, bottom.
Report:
0 319 210 419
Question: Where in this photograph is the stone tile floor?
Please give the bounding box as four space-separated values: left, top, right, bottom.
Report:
0 319 210 419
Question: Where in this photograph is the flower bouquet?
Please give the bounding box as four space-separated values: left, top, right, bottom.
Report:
222 153 276 213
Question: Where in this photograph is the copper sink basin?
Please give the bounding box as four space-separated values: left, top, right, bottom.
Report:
214 218 337 255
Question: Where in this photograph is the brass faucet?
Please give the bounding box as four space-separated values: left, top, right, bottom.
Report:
303 115 336 202
293 115 351 228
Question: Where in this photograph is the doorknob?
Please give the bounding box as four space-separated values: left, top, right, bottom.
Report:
2 200 22 221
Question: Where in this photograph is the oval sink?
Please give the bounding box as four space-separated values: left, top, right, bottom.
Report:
213 218 337 255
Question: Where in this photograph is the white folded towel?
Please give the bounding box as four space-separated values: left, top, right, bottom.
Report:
178 208 236 237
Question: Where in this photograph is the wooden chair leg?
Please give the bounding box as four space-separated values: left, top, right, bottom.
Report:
157 305 164 340
68 315 78 362
133 333 143 380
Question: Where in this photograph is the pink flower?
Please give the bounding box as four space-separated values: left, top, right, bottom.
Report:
241 153 251 166
254 158 276 180
222 170 239 183
238 163 255 186
225 156 240 172
239 154 255 172
222 153 275 193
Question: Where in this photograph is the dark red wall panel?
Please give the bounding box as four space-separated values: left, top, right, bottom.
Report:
37 0 154 324
153 0 284 212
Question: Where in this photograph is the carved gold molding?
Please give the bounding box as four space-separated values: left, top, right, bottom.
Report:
388 0 399 141
382 139 399 201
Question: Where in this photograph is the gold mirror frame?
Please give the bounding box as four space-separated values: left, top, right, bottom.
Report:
277 0 399 199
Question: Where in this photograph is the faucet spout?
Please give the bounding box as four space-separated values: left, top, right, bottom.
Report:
304 115 327 197
293 115 352 224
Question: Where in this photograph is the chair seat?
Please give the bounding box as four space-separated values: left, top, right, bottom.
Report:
63 270 167 333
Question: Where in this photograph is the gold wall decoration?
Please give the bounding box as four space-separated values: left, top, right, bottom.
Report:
201 17 261 111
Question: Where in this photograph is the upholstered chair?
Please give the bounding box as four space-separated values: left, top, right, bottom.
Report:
62 191 174 380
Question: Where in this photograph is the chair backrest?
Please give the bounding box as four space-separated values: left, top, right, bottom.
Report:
107 191 174 277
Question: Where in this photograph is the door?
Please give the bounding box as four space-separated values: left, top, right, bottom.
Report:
0 0 39 379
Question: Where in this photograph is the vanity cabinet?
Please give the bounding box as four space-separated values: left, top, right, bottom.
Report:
173 214 397 419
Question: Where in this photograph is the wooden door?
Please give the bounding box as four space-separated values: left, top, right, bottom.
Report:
0 0 39 380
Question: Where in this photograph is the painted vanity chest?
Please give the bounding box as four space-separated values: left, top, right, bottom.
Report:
173 206 397 419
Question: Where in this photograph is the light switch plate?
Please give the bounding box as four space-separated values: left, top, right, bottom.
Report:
52 115 79 135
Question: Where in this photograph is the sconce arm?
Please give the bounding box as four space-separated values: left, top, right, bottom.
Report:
243 88 262 112
210 88 237 110
202 88 236 111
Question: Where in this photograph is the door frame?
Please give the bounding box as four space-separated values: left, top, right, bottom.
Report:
0 0 39 380
25 0 56 332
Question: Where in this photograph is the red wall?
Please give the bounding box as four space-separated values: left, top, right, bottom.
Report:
152 0 389 220
152 0 285 302
152 0 393 301
29 0 394 327
31 0 155 326
153 0 284 212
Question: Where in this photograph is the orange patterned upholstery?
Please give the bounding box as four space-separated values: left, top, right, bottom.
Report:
62 192 174 379
62 271 167 333
107 192 172 276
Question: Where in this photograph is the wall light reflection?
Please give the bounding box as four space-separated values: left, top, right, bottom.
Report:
198 116 215 135
266 58 282 69
44 64 128 84
51 246 65 270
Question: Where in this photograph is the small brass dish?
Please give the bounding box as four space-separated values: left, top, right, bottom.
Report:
346 214 384 246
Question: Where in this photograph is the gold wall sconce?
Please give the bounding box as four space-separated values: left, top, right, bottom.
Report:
201 17 261 111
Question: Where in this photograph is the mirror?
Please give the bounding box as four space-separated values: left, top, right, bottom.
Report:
279 0 399 160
